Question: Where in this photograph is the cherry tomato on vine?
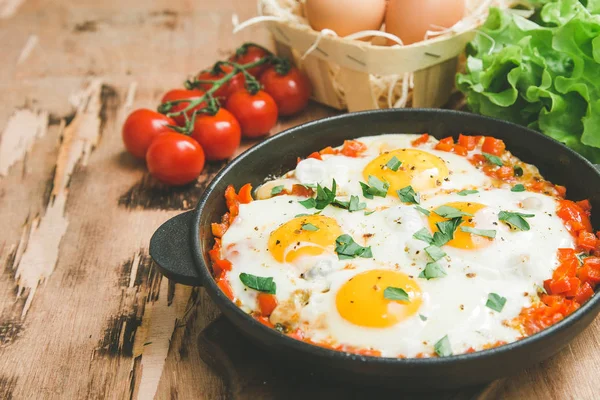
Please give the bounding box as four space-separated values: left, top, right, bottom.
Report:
229 44 271 78
191 108 241 161
161 89 206 126
146 133 205 186
122 109 176 159
225 90 278 138
197 65 245 102
260 66 311 116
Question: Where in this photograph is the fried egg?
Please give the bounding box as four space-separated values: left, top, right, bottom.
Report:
217 134 580 358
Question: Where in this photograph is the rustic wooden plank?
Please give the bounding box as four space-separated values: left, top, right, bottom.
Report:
0 0 598 399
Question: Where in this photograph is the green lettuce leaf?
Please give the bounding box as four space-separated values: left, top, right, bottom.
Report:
457 1 600 163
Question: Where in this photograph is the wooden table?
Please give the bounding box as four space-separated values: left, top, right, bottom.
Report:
0 1 599 399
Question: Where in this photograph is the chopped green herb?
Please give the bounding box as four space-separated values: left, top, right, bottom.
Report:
413 228 433 244
300 183 317 189
434 205 473 219
483 152 503 166
299 198 316 209
432 217 463 247
333 195 366 212
271 185 284 195
295 213 310 218
460 226 496 238
486 293 507 312
535 284 547 295
364 210 376 216
576 252 589 264
498 211 534 231
383 287 410 302
434 335 452 357
415 206 430 216
419 314 428 321
335 234 373 260
418 262 447 280
513 166 524 177
301 223 319 231
511 184 525 192
386 156 402 172
359 182 373 199
396 185 419 204
239 273 276 294
457 189 479 196
360 175 389 198
315 180 337 210
425 245 446 262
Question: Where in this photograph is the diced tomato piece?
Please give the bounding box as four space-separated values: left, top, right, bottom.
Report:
495 166 514 180
453 144 468 156
210 241 232 276
518 295 580 335
577 199 592 212
214 256 232 273
296 156 302 165
584 257 600 269
227 205 238 224
470 154 486 166
555 185 567 198
481 137 506 155
319 146 335 155
435 137 454 152
557 200 593 234
412 133 430 146
237 183 253 204
290 184 314 197
575 282 594 303
256 315 274 328
541 294 563 307
224 185 238 209
578 260 600 284
529 181 546 192
543 279 553 294
549 277 573 294
257 293 278 317
352 348 382 357
288 329 304 340
578 230 597 251
458 134 477 150
217 275 234 300
564 277 581 298
465 347 476 354
553 257 578 280
341 140 367 157
307 151 322 160
558 248 577 263
211 222 228 238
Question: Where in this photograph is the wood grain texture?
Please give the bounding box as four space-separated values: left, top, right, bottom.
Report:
0 1 598 399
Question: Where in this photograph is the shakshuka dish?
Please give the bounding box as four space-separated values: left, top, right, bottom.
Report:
209 133 598 358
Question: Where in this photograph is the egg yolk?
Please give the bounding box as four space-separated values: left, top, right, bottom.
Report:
427 201 491 249
336 270 422 328
268 215 342 263
362 149 449 193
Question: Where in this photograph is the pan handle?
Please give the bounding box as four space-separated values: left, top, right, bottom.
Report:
150 211 203 286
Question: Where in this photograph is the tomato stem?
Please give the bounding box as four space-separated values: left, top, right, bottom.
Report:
159 42 289 120
273 57 291 76
162 57 272 118
234 42 272 58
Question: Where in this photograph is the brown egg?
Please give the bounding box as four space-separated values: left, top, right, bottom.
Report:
385 0 466 45
305 0 387 37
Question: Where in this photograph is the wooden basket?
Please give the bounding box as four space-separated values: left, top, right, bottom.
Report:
265 21 476 112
